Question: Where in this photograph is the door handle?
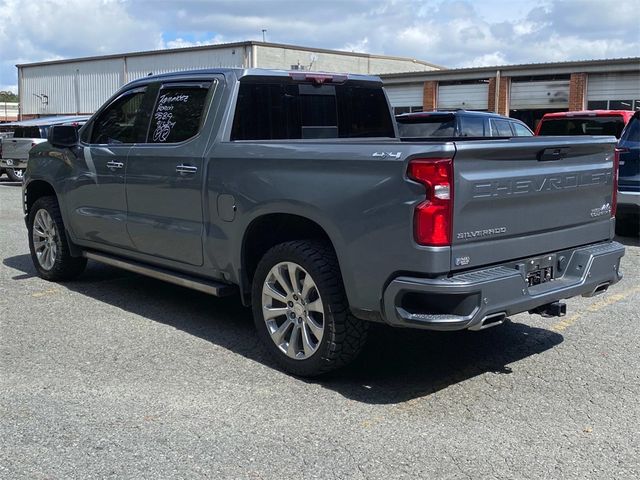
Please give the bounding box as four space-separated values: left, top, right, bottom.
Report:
176 164 198 175
106 160 124 169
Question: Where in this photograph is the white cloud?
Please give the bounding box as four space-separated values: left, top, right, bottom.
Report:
0 0 638 93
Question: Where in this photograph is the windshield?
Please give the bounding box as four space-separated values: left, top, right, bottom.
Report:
538 116 626 138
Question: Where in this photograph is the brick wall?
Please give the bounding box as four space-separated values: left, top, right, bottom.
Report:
568 73 587 111
488 76 510 115
422 81 437 111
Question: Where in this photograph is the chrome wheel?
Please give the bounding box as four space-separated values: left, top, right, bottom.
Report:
12 168 24 179
32 209 58 271
262 261 325 360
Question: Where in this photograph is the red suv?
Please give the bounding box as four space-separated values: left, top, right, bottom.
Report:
535 110 635 138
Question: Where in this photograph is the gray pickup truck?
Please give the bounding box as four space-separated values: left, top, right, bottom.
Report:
23 68 625 376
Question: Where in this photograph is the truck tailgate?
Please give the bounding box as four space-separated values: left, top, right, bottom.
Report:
451 136 616 271
1 138 38 160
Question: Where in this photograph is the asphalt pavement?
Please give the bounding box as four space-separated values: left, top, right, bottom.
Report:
1 181 639 479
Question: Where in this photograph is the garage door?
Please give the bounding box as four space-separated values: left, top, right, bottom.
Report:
438 83 488 110
384 84 423 108
587 72 640 110
510 80 569 109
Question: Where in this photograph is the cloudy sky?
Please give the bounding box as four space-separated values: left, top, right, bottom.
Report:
1 0 639 93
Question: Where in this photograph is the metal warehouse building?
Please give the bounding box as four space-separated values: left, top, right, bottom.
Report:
16 41 440 119
382 57 640 128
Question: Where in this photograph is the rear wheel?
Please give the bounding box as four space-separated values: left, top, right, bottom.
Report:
6 168 24 182
28 196 87 281
252 240 368 377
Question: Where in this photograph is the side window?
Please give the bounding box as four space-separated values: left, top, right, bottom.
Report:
491 119 513 137
149 84 211 143
512 122 533 136
90 89 147 144
458 116 485 136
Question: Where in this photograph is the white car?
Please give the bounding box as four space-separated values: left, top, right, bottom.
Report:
0 116 89 181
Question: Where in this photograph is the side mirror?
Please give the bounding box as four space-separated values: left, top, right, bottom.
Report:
48 125 79 148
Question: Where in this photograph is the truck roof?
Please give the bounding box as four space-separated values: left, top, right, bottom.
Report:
130 68 382 85
541 110 635 119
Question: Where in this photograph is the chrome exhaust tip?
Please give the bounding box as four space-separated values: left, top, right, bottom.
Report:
469 312 507 331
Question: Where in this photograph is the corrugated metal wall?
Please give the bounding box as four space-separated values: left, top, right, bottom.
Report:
384 84 423 108
20 47 250 115
587 72 640 101
20 59 123 115
438 83 488 110
510 80 570 109
126 47 246 81
256 45 436 74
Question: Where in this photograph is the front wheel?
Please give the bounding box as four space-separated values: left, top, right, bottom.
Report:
6 168 24 182
28 196 87 281
252 240 368 377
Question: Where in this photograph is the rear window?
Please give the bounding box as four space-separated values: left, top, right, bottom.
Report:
13 126 42 138
538 116 626 138
231 81 394 140
396 115 456 137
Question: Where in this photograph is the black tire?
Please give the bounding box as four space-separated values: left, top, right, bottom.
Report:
6 168 24 182
615 217 640 238
0 168 5 179
28 196 87 281
252 240 368 377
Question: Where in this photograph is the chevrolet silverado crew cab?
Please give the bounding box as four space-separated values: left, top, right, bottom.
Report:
24 69 625 376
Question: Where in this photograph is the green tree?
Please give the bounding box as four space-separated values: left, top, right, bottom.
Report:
0 91 19 102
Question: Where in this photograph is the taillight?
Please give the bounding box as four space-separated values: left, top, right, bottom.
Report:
612 147 621 217
407 158 453 246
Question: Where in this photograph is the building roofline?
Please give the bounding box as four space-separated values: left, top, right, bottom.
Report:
380 57 640 82
16 40 444 70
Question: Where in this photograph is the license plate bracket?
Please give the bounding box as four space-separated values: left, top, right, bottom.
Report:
521 254 556 287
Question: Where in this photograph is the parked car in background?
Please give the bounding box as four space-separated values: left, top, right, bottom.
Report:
535 110 635 138
395 110 534 139
616 110 640 237
0 116 89 181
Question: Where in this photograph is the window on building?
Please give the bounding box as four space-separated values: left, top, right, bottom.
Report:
588 100 638 111
609 100 633 111
231 81 395 140
149 83 211 143
394 106 411 115
90 88 147 144
587 101 608 110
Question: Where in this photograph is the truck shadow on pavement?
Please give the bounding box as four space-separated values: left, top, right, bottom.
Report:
4 253 564 405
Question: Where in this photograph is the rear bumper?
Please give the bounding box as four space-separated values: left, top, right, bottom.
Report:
0 158 27 169
382 241 625 331
618 190 640 208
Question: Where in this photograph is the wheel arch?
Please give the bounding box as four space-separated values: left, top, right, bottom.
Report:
240 212 343 305
25 179 82 257
24 179 58 214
